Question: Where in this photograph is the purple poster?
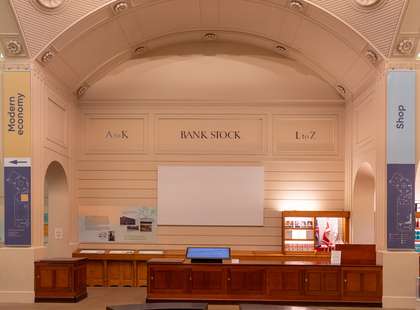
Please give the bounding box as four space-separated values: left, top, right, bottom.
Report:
4 166 31 246
387 164 415 249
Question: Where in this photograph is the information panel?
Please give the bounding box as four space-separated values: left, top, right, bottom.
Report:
387 70 416 250
2 71 31 246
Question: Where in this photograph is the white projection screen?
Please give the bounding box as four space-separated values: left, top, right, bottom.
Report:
157 166 264 226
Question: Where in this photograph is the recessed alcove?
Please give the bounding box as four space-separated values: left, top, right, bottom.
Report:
352 162 376 244
44 161 71 258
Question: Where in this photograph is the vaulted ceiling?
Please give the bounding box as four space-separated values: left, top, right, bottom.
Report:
1 0 420 99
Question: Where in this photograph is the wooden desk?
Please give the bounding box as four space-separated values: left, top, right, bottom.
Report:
35 258 87 302
146 259 382 305
73 249 329 287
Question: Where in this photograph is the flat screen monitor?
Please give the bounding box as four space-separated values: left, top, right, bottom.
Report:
186 247 231 261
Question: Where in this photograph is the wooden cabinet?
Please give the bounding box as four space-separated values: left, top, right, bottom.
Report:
191 266 226 295
137 262 148 286
86 260 105 286
107 261 135 287
228 267 266 297
147 261 382 305
149 265 190 295
35 258 87 302
303 268 340 299
341 267 382 301
267 267 303 299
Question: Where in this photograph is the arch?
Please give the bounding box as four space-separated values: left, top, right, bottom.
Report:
38 0 381 99
44 161 71 257
83 41 342 102
352 162 376 244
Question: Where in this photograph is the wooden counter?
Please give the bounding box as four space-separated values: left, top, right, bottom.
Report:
35 258 87 302
72 249 329 287
146 259 382 305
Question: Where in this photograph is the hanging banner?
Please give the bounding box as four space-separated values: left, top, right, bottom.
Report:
2 71 31 246
387 70 416 250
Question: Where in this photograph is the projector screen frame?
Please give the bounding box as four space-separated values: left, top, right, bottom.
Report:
157 165 264 226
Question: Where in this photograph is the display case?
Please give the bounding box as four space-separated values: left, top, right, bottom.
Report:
282 211 350 254
415 203 420 252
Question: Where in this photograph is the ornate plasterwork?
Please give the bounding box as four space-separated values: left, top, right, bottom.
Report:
203 33 217 41
41 50 55 63
336 85 346 97
365 49 378 65
289 0 304 12
5 40 23 55
32 0 68 13
396 38 416 55
113 1 129 14
0 35 27 57
353 0 383 8
134 46 147 55
77 84 89 98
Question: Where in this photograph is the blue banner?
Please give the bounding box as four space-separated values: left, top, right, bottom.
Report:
387 70 416 250
4 166 31 246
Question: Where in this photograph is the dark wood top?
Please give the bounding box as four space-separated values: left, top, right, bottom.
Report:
240 305 318 310
35 257 87 263
147 258 381 268
73 249 330 262
106 303 208 310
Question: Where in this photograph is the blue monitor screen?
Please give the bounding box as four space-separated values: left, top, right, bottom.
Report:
186 247 231 260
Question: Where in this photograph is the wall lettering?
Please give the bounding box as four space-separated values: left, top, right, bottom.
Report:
295 130 316 141
396 105 406 129
7 93 26 135
180 130 241 140
105 130 129 139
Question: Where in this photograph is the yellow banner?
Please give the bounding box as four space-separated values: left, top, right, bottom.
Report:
3 71 31 158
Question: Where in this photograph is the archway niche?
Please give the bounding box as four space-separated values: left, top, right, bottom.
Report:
44 161 71 257
352 163 376 244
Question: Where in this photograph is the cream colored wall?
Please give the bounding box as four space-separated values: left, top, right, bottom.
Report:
77 43 345 251
351 64 420 309
346 69 387 250
0 62 76 302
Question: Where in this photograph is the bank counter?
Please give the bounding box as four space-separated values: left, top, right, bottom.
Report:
72 249 330 287
73 245 382 305
146 258 382 305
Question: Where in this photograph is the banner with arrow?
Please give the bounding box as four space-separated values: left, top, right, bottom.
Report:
3 71 31 246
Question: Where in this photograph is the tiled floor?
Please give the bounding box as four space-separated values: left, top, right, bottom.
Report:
0 287 388 310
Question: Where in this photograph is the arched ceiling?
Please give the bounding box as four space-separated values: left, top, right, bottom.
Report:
82 41 342 102
6 0 411 99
